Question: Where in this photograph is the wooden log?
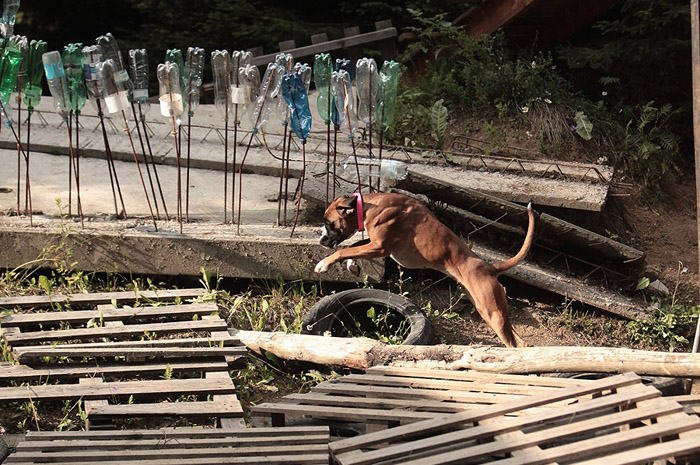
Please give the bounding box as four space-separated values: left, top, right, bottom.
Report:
233 330 700 377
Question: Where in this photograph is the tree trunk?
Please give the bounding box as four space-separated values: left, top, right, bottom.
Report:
233 330 700 377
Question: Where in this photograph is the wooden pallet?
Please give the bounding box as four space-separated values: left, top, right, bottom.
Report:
4 426 330 464
251 366 588 429
329 372 700 465
669 394 700 416
0 290 247 429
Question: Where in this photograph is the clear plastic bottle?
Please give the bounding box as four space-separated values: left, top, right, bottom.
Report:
99 58 131 114
340 156 408 180
210 49 230 121
294 62 311 92
331 69 357 139
230 50 251 120
128 48 151 117
355 57 378 125
157 61 183 119
184 46 205 117
250 62 283 133
95 33 130 95
165 48 185 101
238 63 260 120
82 44 105 101
42 50 71 121
0 0 20 36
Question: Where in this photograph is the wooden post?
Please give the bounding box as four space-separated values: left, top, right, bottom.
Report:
691 0 700 354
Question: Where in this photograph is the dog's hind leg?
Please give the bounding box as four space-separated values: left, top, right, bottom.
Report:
469 278 526 348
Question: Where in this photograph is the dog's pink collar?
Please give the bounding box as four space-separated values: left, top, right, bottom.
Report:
353 192 365 231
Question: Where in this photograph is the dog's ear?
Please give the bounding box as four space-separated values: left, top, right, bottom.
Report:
336 194 357 218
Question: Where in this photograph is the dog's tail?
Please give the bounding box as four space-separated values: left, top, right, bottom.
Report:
492 203 536 275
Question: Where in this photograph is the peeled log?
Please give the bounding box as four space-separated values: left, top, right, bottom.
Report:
233 330 700 377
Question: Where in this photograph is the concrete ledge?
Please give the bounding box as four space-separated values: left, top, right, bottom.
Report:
0 217 384 283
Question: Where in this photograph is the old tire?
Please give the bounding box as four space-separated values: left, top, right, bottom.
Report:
553 372 686 396
302 289 434 345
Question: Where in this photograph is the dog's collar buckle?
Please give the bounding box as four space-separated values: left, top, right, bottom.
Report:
353 192 365 232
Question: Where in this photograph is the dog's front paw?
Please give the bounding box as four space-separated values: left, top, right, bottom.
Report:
314 259 330 273
346 259 360 276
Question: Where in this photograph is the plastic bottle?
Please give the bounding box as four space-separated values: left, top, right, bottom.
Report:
313 53 332 125
377 60 399 132
0 0 20 36
95 33 131 96
63 43 87 114
331 69 357 139
275 52 293 73
210 49 230 120
99 58 131 114
238 63 260 120
184 46 205 117
356 57 378 125
340 156 408 180
250 62 283 133
42 50 71 122
335 58 354 79
82 44 105 101
294 62 311 92
23 39 46 111
0 41 21 126
128 48 150 117
157 61 183 120
230 50 251 119
281 72 312 141
12 35 28 94
165 48 185 101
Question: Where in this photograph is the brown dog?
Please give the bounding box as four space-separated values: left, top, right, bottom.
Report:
314 192 535 347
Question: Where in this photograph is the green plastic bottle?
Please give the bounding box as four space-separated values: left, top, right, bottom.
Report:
313 53 333 125
24 40 47 112
0 41 23 125
377 60 399 132
63 43 87 114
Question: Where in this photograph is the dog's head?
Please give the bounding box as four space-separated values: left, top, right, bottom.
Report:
319 194 359 248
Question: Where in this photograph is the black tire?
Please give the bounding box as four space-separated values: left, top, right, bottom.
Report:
553 372 686 396
302 289 434 345
0 436 8 464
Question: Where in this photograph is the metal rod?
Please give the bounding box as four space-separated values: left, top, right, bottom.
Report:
232 112 239 225
290 140 306 237
65 121 84 228
16 97 20 214
186 111 192 223
140 105 169 220
333 124 338 199
131 103 160 219
277 124 288 226
96 98 126 217
223 115 229 223
120 109 158 231
25 111 33 226
284 128 293 226
68 113 73 215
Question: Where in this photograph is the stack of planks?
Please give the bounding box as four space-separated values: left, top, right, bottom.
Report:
0 288 246 429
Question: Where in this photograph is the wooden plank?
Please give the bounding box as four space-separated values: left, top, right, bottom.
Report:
21 426 329 440
207 371 246 428
252 401 440 424
12 346 246 363
1 302 218 327
251 27 397 66
0 288 208 310
0 360 230 382
0 377 237 402
14 335 240 350
86 400 243 419
313 380 529 403
366 366 584 388
9 444 329 461
5 454 329 465
4 318 227 345
335 373 560 395
329 372 644 457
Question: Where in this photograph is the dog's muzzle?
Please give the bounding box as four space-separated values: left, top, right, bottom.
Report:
319 225 341 248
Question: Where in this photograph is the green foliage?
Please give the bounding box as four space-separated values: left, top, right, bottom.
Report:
628 263 699 352
430 99 448 147
573 111 593 141
611 101 682 193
